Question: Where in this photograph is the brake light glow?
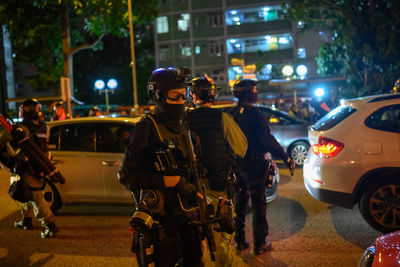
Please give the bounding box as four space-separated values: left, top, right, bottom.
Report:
312 136 344 158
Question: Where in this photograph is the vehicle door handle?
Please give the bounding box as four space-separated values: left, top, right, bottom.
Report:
102 161 120 167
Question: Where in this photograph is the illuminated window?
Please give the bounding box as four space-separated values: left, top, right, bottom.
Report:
297 48 306 58
195 46 201 55
178 14 190 31
227 34 292 54
179 43 191 57
226 5 283 26
157 16 168 34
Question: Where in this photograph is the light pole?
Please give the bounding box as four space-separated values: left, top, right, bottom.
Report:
94 78 118 114
128 0 139 111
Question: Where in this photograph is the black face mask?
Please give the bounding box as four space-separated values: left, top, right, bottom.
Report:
156 102 185 122
164 103 185 121
239 92 258 104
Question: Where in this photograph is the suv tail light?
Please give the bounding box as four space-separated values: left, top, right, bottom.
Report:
312 136 344 158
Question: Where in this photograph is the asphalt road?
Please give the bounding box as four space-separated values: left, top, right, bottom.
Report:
0 166 381 267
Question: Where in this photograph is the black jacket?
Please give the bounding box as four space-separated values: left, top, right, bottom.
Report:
232 104 288 165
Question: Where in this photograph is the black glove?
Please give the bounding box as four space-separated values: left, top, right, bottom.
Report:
285 157 295 176
11 126 26 143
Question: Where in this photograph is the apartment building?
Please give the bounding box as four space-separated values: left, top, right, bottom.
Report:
154 0 327 98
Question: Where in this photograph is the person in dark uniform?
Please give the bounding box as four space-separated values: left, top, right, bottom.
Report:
231 79 295 255
13 99 58 238
119 67 204 267
186 76 247 267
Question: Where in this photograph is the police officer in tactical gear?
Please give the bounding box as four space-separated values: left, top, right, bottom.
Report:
231 79 295 255
186 76 247 267
119 67 204 267
14 99 58 238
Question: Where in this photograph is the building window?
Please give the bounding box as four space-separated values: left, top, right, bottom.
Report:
179 43 191 57
227 33 292 54
195 46 201 55
209 41 224 56
178 14 190 31
297 48 306 59
208 12 223 27
157 16 169 34
159 45 169 61
226 5 283 26
211 68 225 83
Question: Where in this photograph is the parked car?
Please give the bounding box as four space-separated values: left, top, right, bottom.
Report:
303 93 400 233
359 230 400 267
44 116 140 212
213 103 311 166
43 115 280 212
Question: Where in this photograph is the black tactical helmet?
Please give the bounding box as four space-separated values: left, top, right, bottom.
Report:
231 79 258 97
20 98 42 120
188 76 218 103
147 67 191 103
232 79 259 104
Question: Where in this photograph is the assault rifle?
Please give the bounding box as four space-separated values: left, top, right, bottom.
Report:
182 130 216 261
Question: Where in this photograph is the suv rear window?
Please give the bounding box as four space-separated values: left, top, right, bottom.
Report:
312 106 356 131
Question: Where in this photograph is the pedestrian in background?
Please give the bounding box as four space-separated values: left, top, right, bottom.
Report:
231 80 295 255
186 76 247 267
12 99 58 238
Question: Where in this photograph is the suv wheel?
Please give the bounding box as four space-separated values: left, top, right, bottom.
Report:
43 179 63 213
288 141 309 167
359 178 400 233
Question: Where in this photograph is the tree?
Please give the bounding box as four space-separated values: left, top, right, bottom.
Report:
284 0 400 97
0 0 159 101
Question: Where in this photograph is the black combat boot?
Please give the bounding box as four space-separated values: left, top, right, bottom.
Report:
41 222 58 238
235 239 250 251
14 217 33 230
254 240 272 255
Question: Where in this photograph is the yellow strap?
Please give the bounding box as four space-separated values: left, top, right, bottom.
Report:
146 114 164 143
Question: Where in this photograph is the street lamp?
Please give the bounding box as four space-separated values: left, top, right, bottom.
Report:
282 65 294 78
94 79 118 114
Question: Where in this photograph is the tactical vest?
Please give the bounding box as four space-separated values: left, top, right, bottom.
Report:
186 107 234 172
147 115 191 178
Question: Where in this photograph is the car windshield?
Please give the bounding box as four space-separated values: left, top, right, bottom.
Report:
312 106 357 131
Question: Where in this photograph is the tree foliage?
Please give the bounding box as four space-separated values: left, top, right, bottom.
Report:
284 0 400 97
0 0 159 98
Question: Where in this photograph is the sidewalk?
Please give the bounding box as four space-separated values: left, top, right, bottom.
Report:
0 170 20 219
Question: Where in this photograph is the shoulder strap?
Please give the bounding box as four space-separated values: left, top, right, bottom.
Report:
145 114 164 143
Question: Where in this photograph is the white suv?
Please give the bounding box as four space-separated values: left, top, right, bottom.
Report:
303 94 400 233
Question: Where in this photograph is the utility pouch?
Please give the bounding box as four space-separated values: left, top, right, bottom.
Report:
8 175 32 203
215 197 235 234
264 154 276 188
138 189 165 214
153 147 179 176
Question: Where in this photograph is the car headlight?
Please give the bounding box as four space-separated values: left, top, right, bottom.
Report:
358 245 376 267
